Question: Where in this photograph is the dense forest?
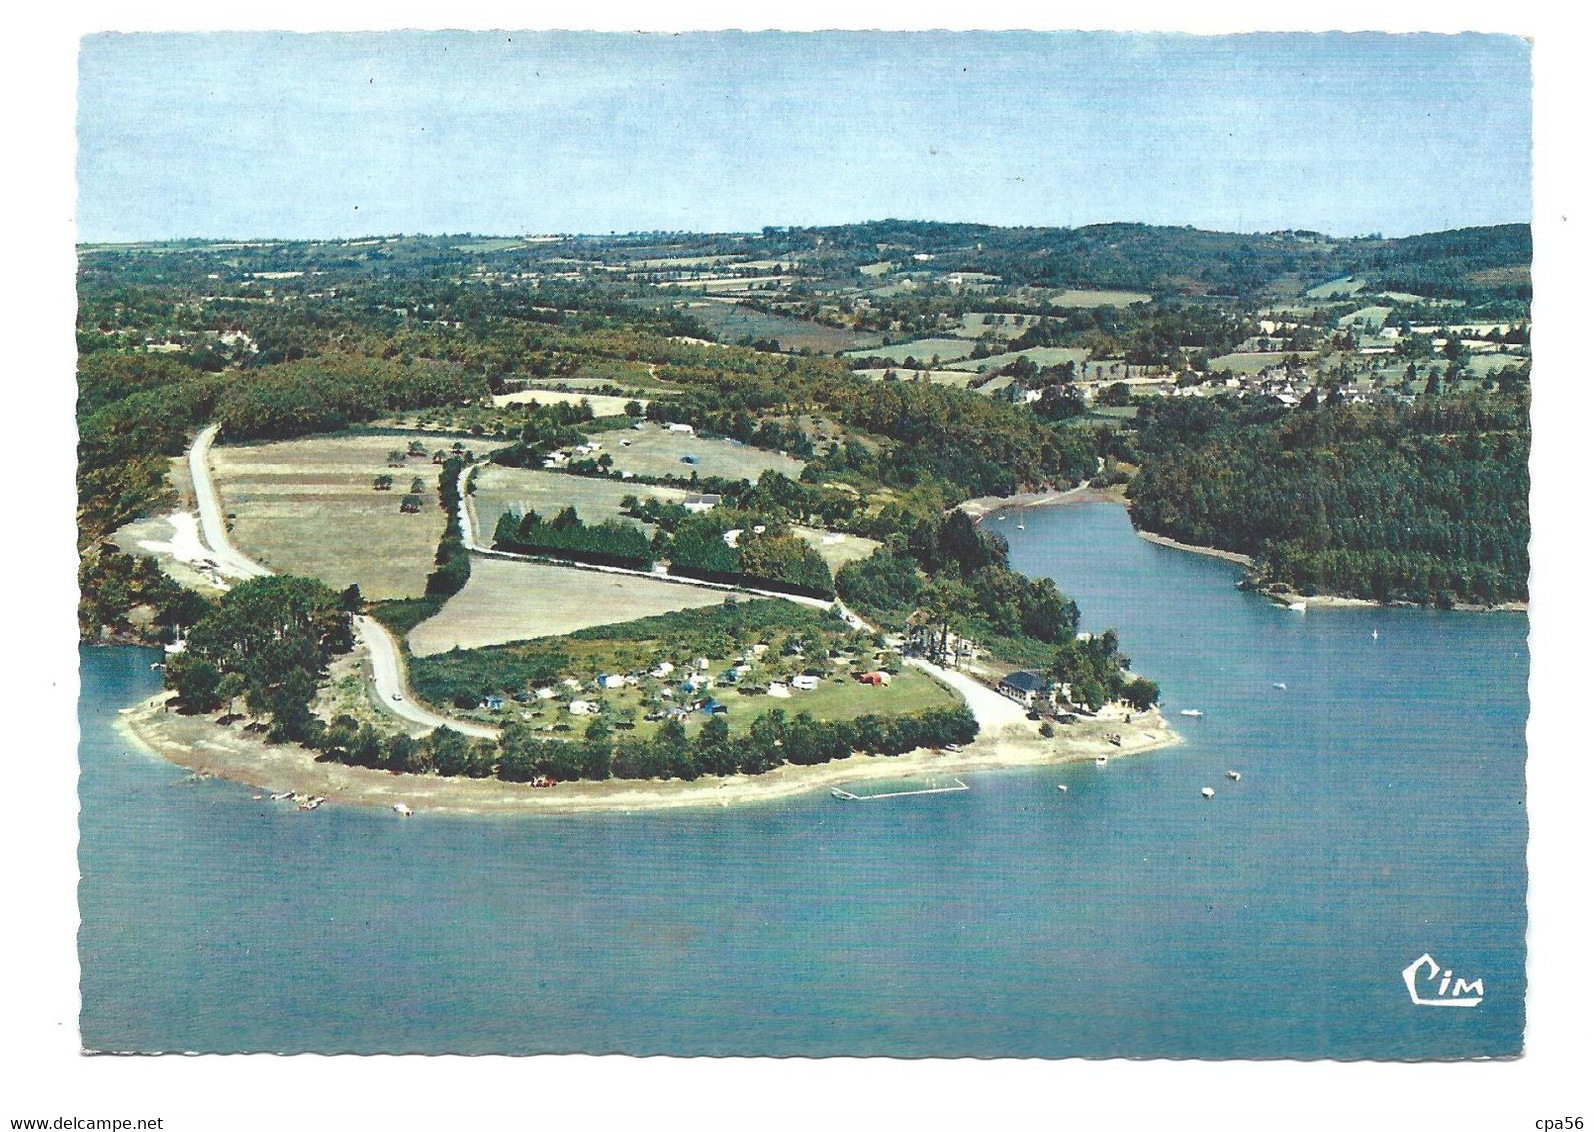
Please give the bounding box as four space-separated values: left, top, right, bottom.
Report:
1129 394 1530 605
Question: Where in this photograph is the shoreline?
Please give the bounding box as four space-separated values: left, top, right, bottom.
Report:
962 488 1527 615
958 481 1126 519
115 692 1179 816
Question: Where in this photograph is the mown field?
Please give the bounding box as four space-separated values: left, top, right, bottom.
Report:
468 465 689 543
600 423 807 481
1205 351 1294 375
943 346 1091 372
1050 289 1153 307
210 432 486 599
843 337 976 363
790 526 880 572
407 557 728 656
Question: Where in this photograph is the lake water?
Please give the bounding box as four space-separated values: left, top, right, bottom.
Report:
79 502 1528 1057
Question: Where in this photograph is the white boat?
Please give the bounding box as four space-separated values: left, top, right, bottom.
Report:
1201 787 1216 799
1287 601 1307 612
1015 523 1026 530
269 790 294 801
1226 770 1242 781
393 803 413 817
1095 755 1109 767
996 515 1007 521
1179 709 1204 718
1372 629 1379 640
1057 784 1069 792
1271 681 1287 690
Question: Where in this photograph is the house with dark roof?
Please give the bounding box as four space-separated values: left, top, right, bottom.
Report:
997 670 1051 708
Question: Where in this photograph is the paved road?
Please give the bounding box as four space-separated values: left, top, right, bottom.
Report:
186 427 497 738
906 657 1031 733
188 425 271 580
354 613 498 739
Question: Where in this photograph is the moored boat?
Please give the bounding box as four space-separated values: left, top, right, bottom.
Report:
1201 787 1216 799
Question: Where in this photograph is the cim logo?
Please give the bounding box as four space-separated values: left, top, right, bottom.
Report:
1403 953 1484 1007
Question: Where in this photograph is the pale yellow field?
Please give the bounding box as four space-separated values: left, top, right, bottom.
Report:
210 433 491 600
407 558 728 656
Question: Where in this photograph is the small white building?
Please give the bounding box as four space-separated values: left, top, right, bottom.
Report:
767 682 791 698
683 493 722 514
666 422 695 434
791 674 821 692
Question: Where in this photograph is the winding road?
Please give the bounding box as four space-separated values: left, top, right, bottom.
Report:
186 426 498 739
189 428 999 743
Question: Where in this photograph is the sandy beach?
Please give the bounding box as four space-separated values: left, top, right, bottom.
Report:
116 692 1178 816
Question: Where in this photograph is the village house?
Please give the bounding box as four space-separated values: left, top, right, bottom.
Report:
997 670 1052 709
683 493 722 514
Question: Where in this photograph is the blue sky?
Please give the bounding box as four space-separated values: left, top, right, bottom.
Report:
77 30 1531 242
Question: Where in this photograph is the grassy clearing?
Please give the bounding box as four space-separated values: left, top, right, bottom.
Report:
490 390 644 415
683 300 882 353
407 557 729 656
1305 275 1368 299
790 526 880 572
950 312 1045 339
1206 351 1294 375
210 433 483 600
468 465 689 543
844 337 976 362
1337 305 1393 329
1050 289 1152 307
599 422 807 482
943 346 1091 373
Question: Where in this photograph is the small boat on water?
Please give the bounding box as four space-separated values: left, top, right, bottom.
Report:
1226 770 1242 782
392 803 413 817
1057 784 1069 792
1179 709 1204 718
1015 523 1026 530
269 790 294 801
1201 787 1216 799
1372 629 1380 640
1287 601 1308 613
1271 681 1287 690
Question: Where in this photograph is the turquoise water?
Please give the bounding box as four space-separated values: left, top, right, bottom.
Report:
79 502 1527 1057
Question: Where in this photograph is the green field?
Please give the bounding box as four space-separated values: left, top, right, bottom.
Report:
1050 289 1152 308
950 312 1044 339
1305 275 1368 299
468 464 690 544
683 300 882 353
844 337 976 363
1207 351 1293 375
943 346 1091 373
1337 306 1393 329
601 423 808 482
